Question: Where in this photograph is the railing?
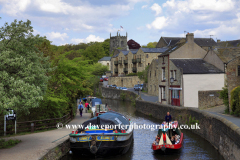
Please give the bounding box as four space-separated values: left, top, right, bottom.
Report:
118 60 122 64
114 68 118 73
132 59 137 63
137 58 141 63
124 60 128 64
132 67 137 72
0 111 73 135
124 68 128 72
114 61 118 65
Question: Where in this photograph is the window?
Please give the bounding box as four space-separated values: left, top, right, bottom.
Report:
150 71 151 77
162 68 165 81
155 85 156 91
172 90 179 99
121 41 124 47
238 66 240 76
107 63 109 66
162 87 166 99
146 54 149 58
148 63 150 66
155 70 156 76
174 70 176 80
170 70 173 78
163 57 165 64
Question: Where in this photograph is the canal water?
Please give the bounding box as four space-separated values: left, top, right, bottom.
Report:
61 99 224 160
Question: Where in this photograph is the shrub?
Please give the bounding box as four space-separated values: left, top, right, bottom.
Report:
219 87 229 113
230 86 240 116
120 92 126 101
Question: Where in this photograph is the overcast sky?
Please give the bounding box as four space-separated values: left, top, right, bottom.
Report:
0 0 239 46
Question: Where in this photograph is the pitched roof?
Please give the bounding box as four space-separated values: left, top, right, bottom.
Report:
130 49 139 54
162 37 217 47
214 47 240 63
112 53 120 58
159 42 185 56
121 50 130 55
217 40 240 47
140 47 168 53
98 56 111 61
170 59 224 74
162 37 182 46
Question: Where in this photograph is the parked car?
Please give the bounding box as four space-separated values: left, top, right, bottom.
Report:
102 75 107 79
104 77 108 81
112 84 117 88
119 87 122 90
109 85 112 88
100 78 103 82
121 87 128 90
116 87 119 89
140 84 143 91
134 84 140 91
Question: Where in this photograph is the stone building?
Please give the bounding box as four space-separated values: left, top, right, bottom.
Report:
110 48 167 76
98 56 111 70
205 47 240 111
148 33 225 108
109 32 128 54
156 36 217 51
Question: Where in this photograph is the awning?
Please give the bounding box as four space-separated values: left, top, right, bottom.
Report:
169 88 182 90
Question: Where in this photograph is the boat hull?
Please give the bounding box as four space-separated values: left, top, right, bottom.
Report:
152 133 183 154
70 133 133 157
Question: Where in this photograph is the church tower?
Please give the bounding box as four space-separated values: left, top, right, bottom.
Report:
109 32 128 54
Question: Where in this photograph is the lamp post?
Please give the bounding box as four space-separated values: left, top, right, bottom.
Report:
170 77 174 106
138 81 140 95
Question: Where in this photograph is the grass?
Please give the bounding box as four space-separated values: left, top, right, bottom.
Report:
0 138 21 149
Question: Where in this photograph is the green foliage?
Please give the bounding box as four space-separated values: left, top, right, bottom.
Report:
120 92 126 101
187 115 199 126
91 63 109 76
126 73 137 76
82 42 107 63
0 139 21 149
230 86 240 116
219 87 229 110
138 65 149 83
102 39 110 56
0 19 52 115
142 42 158 48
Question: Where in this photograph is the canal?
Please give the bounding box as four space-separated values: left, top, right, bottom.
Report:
61 99 224 160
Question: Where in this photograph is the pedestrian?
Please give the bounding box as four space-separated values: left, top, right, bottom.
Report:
165 112 172 123
106 103 110 110
85 101 89 113
78 102 84 117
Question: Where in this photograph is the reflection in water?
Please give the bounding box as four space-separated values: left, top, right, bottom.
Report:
61 99 224 160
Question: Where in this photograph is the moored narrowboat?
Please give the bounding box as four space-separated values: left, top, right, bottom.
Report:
69 111 133 157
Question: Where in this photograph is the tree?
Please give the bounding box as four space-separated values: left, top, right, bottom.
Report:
102 39 110 56
137 66 149 83
0 19 52 114
142 42 158 48
82 42 107 63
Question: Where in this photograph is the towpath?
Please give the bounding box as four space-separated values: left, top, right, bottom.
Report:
0 110 91 160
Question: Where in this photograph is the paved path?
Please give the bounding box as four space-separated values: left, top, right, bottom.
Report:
0 110 91 160
203 105 240 128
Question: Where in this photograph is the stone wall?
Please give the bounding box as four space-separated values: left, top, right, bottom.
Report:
198 90 223 109
135 100 240 160
227 56 240 111
143 83 148 91
102 87 138 101
108 76 143 88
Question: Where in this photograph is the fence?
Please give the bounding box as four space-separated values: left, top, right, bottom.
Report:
0 110 74 136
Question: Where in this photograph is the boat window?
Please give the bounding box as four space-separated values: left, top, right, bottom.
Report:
115 118 122 124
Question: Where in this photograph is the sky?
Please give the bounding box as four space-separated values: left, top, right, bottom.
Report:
0 0 240 46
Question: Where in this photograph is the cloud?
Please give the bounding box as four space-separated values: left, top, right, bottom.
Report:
150 3 162 16
71 34 104 44
0 0 31 16
141 5 148 9
146 16 168 30
45 32 69 41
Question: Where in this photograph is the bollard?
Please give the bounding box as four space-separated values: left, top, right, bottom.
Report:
31 123 34 133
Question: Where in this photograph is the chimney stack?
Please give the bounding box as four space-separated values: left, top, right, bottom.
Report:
186 33 194 43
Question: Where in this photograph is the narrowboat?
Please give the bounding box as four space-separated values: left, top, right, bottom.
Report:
152 121 183 153
69 111 134 157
